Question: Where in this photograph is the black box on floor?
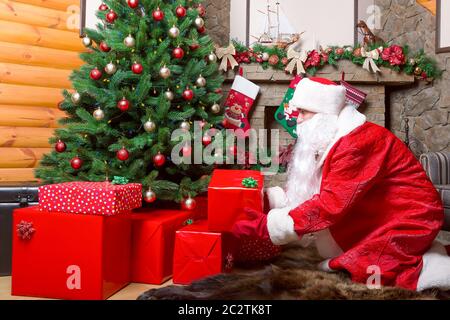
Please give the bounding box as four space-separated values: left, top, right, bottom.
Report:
0 184 39 276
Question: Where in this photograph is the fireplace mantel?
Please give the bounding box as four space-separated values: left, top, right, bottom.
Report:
224 61 415 85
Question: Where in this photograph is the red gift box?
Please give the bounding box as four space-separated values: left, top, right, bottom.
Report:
208 170 264 232
11 206 131 300
173 220 234 285
130 208 195 285
38 181 142 216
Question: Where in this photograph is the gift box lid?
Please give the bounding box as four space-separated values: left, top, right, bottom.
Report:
131 208 194 225
176 220 220 234
208 170 264 190
39 181 141 193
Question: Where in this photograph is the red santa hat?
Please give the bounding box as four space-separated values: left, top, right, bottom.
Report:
289 77 346 115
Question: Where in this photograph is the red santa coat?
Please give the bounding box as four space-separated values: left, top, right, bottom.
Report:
287 122 444 290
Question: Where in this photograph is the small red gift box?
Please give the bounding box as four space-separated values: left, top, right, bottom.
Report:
11 206 131 300
130 208 194 285
173 220 234 285
38 181 142 216
208 170 264 232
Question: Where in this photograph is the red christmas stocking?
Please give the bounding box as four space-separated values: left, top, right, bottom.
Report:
223 71 260 133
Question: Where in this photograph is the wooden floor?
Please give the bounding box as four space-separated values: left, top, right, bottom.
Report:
0 276 170 300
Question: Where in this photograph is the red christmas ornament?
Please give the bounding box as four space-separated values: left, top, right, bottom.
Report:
117 98 130 112
176 5 187 18
131 62 143 74
55 140 66 153
172 47 185 59
152 7 164 21
197 4 206 17
99 3 108 11
189 43 200 51
90 68 102 80
99 41 111 52
117 147 130 161
105 10 118 23
202 135 212 146
197 26 206 34
182 145 192 157
70 157 83 170
153 152 166 167
127 0 139 9
181 197 197 211
182 88 194 101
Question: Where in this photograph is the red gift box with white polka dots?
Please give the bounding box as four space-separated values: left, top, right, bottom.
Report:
38 182 142 216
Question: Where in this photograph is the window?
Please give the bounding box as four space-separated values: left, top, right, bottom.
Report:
80 0 103 36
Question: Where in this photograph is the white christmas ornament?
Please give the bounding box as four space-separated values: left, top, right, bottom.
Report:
93 108 105 121
105 62 117 75
159 65 171 79
169 26 180 38
124 34 136 48
82 35 92 47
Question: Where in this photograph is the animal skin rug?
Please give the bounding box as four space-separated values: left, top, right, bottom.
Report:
138 242 450 300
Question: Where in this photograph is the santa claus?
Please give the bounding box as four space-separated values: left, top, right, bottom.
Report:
232 77 450 292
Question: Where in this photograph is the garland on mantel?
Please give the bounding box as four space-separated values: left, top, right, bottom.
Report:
220 41 442 82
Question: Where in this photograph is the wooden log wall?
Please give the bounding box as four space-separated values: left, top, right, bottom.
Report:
0 0 83 183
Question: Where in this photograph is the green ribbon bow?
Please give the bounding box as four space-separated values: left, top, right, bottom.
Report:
111 176 129 185
242 177 258 189
184 219 194 226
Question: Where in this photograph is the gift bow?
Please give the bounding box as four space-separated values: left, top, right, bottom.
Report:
361 47 383 73
216 44 239 72
242 177 258 189
285 47 308 74
111 176 129 185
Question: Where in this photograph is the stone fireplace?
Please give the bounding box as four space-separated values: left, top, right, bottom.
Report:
223 61 415 187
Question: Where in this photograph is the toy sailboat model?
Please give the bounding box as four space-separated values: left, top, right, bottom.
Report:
252 0 300 48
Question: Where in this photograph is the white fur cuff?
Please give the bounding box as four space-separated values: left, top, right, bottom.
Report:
266 187 288 210
267 207 299 245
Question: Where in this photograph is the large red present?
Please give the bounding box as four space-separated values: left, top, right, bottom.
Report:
130 208 195 285
38 181 142 216
173 220 234 285
208 170 264 232
11 206 131 300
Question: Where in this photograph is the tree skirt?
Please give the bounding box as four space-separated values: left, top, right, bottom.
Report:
138 242 449 300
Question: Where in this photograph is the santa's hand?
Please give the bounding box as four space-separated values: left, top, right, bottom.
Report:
231 208 270 241
266 186 288 209
266 207 300 245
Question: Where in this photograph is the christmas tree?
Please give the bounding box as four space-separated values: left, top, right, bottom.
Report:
36 0 224 204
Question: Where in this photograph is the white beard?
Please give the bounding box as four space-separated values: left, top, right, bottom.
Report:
285 113 339 209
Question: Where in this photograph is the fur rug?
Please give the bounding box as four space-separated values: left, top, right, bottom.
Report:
138 242 449 300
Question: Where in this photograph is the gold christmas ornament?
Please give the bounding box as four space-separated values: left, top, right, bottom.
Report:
144 120 156 133
71 91 81 104
194 17 205 28
105 62 117 75
180 121 191 131
164 89 174 101
414 66 422 76
211 103 221 114
168 26 180 38
196 75 206 87
124 34 136 48
208 52 218 63
144 189 156 203
82 35 92 47
159 65 171 79
93 108 105 121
